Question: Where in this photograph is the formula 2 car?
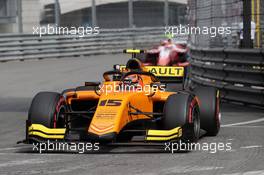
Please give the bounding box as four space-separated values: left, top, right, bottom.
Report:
19 58 220 148
136 39 189 67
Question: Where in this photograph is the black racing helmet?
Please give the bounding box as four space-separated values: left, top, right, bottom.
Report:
126 59 142 71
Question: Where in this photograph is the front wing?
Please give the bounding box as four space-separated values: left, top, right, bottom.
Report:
26 123 182 143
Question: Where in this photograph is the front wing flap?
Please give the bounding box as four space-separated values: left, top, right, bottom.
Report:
145 127 182 141
28 124 66 140
25 123 182 143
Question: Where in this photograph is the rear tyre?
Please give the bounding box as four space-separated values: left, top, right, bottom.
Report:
165 83 183 92
193 86 220 136
163 92 200 143
28 92 66 128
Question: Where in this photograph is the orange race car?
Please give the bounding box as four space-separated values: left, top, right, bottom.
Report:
19 54 220 147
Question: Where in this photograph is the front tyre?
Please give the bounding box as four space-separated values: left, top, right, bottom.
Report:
163 93 200 143
194 86 220 136
28 92 66 128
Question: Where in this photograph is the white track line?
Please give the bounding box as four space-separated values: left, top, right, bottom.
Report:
222 170 264 175
0 159 47 168
162 166 224 174
240 145 263 149
0 147 22 151
227 138 234 141
224 126 264 128
0 146 30 152
222 118 264 127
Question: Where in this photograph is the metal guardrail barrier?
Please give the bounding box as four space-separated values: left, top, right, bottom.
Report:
190 47 264 106
0 27 186 62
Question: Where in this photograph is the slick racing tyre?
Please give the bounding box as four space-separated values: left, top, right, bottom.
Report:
28 92 66 128
163 92 200 143
194 86 220 136
165 83 184 92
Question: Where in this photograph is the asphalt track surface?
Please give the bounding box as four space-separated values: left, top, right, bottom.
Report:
0 55 263 175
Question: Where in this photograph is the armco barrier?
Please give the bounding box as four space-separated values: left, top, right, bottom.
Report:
0 27 187 62
190 47 264 106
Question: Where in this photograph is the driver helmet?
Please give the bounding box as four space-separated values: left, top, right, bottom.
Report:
126 59 142 71
167 39 173 44
161 40 169 46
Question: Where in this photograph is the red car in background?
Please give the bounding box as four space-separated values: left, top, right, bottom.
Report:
138 39 190 67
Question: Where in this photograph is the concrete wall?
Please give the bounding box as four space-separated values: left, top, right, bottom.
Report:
0 0 17 33
59 1 186 28
40 0 187 14
0 0 41 34
0 23 17 33
22 0 41 33
1 0 187 33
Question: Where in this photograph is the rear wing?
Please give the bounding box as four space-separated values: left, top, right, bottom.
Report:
116 65 185 83
121 49 185 83
123 49 145 54
123 49 145 58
